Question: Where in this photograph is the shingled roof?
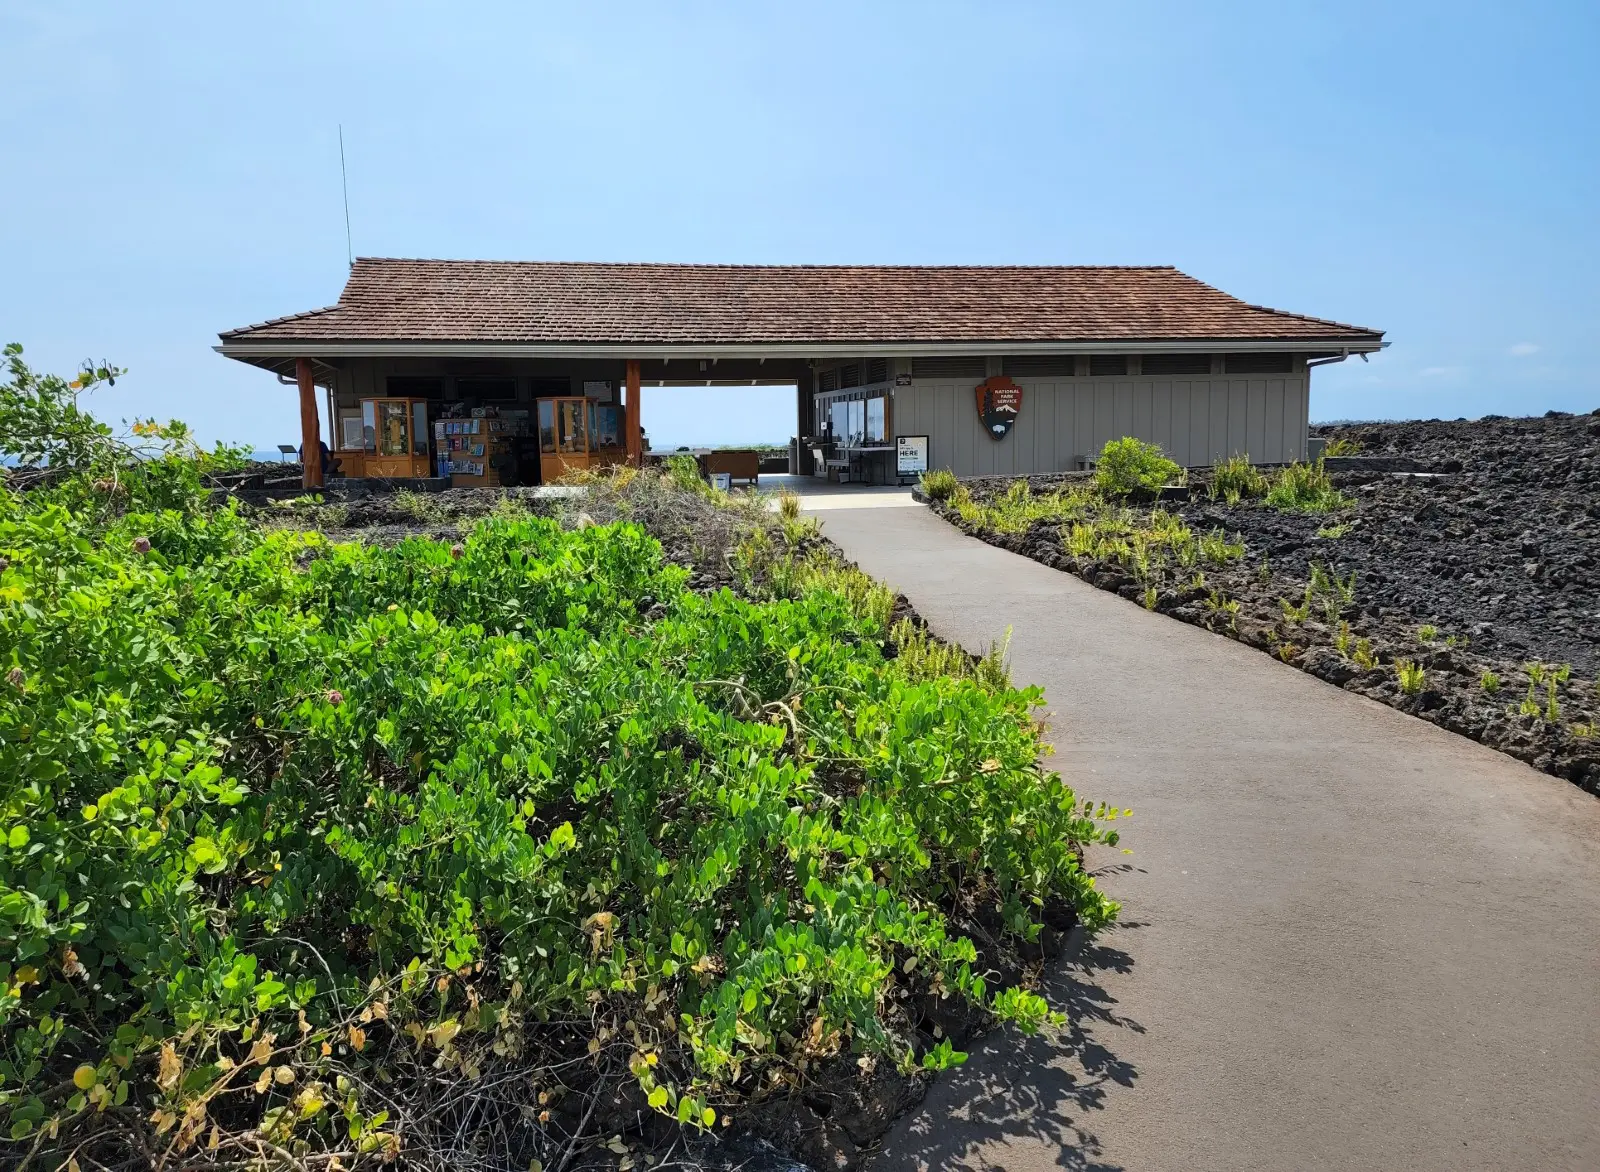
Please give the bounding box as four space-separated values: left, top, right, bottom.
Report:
219 259 1382 349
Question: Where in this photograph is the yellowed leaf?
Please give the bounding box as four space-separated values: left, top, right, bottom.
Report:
348 1026 366 1052
428 1018 461 1049
157 1041 182 1092
273 1065 296 1085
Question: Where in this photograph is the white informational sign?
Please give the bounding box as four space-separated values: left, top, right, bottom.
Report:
896 435 930 476
710 472 733 492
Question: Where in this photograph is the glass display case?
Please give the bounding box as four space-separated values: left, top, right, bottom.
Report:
537 396 624 482
347 397 433 479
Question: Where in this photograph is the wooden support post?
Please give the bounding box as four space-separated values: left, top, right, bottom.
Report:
625 359 642 466
296 357 322 489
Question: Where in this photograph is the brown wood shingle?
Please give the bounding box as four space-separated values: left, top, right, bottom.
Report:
220 259 1381 346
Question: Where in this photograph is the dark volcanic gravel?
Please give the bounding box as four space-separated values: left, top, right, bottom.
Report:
1304 412 1600 673
930 410 1600 796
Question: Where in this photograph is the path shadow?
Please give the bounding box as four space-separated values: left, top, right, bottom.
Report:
869 923 1144 1171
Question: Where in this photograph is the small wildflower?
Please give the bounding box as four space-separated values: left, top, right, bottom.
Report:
326 690 344 707
132 536 152 554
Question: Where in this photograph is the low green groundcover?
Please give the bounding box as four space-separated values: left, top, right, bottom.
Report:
0 477 1122 1165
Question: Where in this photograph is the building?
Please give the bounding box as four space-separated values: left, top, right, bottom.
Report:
217 259 1384 486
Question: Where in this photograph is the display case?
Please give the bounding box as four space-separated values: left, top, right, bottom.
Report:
537 397 625 482
343 397 433 479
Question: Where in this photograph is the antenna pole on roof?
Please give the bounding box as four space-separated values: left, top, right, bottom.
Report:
338 124 353 269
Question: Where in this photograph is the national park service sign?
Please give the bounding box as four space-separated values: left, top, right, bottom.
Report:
975 375 1023 441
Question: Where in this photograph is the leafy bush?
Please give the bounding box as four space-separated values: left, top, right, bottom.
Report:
0 364 1125 1166
1208 454 1266 504
1264 460 1351 513
918 469 959 502
1396 659 1425 695
1 343 250 510
1094 437 1181 498
1322 436 1363 457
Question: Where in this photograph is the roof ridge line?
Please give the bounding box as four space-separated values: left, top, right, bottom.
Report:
351 257 1182 271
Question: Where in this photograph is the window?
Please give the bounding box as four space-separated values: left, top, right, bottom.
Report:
830 399 849 441
839 363 862 389
361 400 377 453
1087 355 1128 377
865 396 887 444
912 356 988 380
847 400 866 446
1004 356 1077 378
386 377 443 398
411 401 429 455
538 400 556 454
1141 354 1213 376
456 377 518 401
865 357 889 385
1224 353 1294 374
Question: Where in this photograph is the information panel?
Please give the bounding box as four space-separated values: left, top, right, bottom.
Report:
896 435 929 476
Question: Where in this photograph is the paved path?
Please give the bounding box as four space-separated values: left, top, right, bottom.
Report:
808 498 1600 1172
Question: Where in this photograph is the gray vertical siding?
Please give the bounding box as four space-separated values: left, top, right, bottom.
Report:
893 374 1310 477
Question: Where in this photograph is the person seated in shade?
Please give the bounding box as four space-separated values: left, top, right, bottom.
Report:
298 439 341 477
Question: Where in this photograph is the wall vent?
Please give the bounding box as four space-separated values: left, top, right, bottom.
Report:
865 357 889 385
1224 353 1294 374
839 363 862 388
912 356 987 380
819 368 838 392
1141 353 1213 376
1087 355 1128 377
1003 356 1077 378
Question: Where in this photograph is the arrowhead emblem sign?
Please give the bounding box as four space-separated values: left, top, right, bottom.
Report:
975 376 1023 441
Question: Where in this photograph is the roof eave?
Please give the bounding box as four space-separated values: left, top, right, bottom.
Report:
217 336 1383 362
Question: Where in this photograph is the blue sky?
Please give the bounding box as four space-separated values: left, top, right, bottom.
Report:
2 1 1596 448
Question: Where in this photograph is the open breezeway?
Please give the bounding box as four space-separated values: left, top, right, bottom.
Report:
808 501 1600 1172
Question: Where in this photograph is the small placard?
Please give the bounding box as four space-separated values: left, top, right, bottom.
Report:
896 435 930 475
583 381 613 402
894 373 913 387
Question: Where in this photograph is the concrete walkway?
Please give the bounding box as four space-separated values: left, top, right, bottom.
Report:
810 503 1600 1172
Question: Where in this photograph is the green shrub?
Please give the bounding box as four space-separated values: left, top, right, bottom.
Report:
1094 437 1181 498
1480 669 1501 693
0 354 1128 1166
1322 436 1363 457
1397 659 1425 695
1264 460 1351 513
1209 454 1266 503
664 452 708 494
919 468 959 502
